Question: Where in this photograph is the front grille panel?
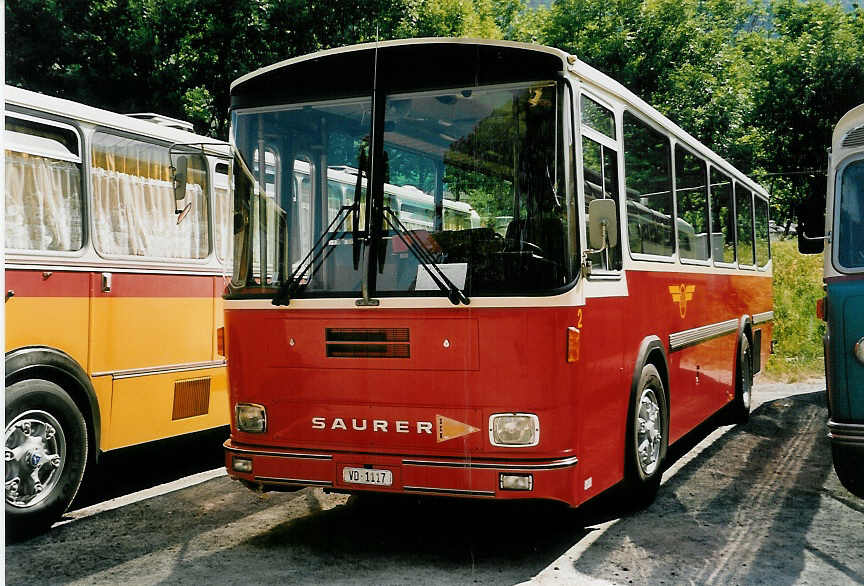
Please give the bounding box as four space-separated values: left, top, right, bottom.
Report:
325 328 409 342
172 377 211 420
325 328 410 358
843 126 864 148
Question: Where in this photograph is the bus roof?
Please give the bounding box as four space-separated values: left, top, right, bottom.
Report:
4 85 230 158
231 38 569 92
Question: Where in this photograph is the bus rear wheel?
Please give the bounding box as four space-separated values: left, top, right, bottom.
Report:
5 379 88 539
832 444 864 498
728 335 753 424
623 363 668 509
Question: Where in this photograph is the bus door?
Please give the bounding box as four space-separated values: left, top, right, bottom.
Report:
575 92 628 496
88 132 222 449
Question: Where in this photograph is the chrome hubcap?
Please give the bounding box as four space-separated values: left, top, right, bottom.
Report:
637 388 662 476
5 410 66 508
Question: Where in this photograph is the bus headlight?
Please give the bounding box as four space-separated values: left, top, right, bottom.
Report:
854 337 864 365
489 413 539 447
236 403 267 433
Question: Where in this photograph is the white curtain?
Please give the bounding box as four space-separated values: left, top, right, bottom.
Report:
5 150 83 251
91 168 208 258
213 185 232 264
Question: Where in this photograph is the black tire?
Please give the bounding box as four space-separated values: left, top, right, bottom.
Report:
622 363 668 509
832 444 864 498
728 335 753 424
5 379 88 539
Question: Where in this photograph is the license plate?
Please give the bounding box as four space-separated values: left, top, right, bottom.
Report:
342 467 393 486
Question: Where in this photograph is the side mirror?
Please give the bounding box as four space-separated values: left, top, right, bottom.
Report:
173 156 188 202
588 198 618 250
797 189 826 254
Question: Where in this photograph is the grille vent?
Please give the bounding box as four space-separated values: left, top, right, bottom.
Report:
172 377 211 420
325 328 410 358
843 126 864 148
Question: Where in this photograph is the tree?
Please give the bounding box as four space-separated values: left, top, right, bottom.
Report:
748 0 864 229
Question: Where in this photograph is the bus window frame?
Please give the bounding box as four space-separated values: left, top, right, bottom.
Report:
622 108 677 264
708 163 738 269
89 127 214 265
735 182 756 271
213 161 231 264
753 193 771 271
4 110 89 258
577 86 623 278
831 153 864 275
672 140 713 268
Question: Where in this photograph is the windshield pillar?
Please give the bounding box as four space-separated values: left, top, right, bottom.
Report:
363 84 388 303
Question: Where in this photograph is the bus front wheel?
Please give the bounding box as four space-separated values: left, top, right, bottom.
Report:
5 379 88 539
832 444 864 498
623 363 668 509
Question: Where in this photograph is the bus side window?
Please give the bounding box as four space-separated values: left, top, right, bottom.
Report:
736 184 755 266
709 167 736 264
674 145 710 262
754 196 771 267
91 132 209 259
5 117 84 252
623 112 674 257
581 137 621 270
580 95 621 271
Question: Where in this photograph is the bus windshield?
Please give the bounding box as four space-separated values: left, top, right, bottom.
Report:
230 81 573 298
836 158 864 270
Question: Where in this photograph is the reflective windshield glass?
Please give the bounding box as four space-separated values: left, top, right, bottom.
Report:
230 83 571 298
231 99 371 293
376 82 571 296
837 159 864 269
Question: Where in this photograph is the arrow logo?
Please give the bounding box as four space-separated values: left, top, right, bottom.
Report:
436 415 480 443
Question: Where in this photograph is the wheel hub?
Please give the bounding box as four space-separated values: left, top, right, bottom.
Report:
637 388 662 475
5 411 66 509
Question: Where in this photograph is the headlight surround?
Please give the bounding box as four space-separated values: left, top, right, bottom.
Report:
236 403 267 433
854 337 864 365
489 413 539 447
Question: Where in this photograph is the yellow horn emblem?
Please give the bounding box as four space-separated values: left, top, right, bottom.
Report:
668 284 695 318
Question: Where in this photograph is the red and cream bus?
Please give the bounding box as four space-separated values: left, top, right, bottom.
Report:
4 86 231 533
223 39 773 509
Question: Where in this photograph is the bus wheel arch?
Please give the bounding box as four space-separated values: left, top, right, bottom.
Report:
5 347 101 467
623 337 670 508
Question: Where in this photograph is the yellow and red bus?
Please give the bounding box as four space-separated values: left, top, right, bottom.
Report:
223 39 773 509
4 86 231 533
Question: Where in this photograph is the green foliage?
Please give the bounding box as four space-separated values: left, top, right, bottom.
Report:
766 239 826 382
5 0 863 236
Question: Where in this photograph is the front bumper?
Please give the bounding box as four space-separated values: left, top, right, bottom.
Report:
224 439 580 505
827 419 864 448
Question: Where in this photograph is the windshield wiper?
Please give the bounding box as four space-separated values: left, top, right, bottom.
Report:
382 207 470 306
272 204 356 306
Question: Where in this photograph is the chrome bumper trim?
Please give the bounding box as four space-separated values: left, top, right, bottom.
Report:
752 311 775 325
92 359 226 379
402 455 578 470
225 442 333 461
669 318 739 352
828 420 864 446
254 476 332 487
403 486 496 497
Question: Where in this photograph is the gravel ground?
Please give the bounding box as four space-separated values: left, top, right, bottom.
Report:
6 380 863 585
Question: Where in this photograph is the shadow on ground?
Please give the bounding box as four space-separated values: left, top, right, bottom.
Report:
8 391 862 585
